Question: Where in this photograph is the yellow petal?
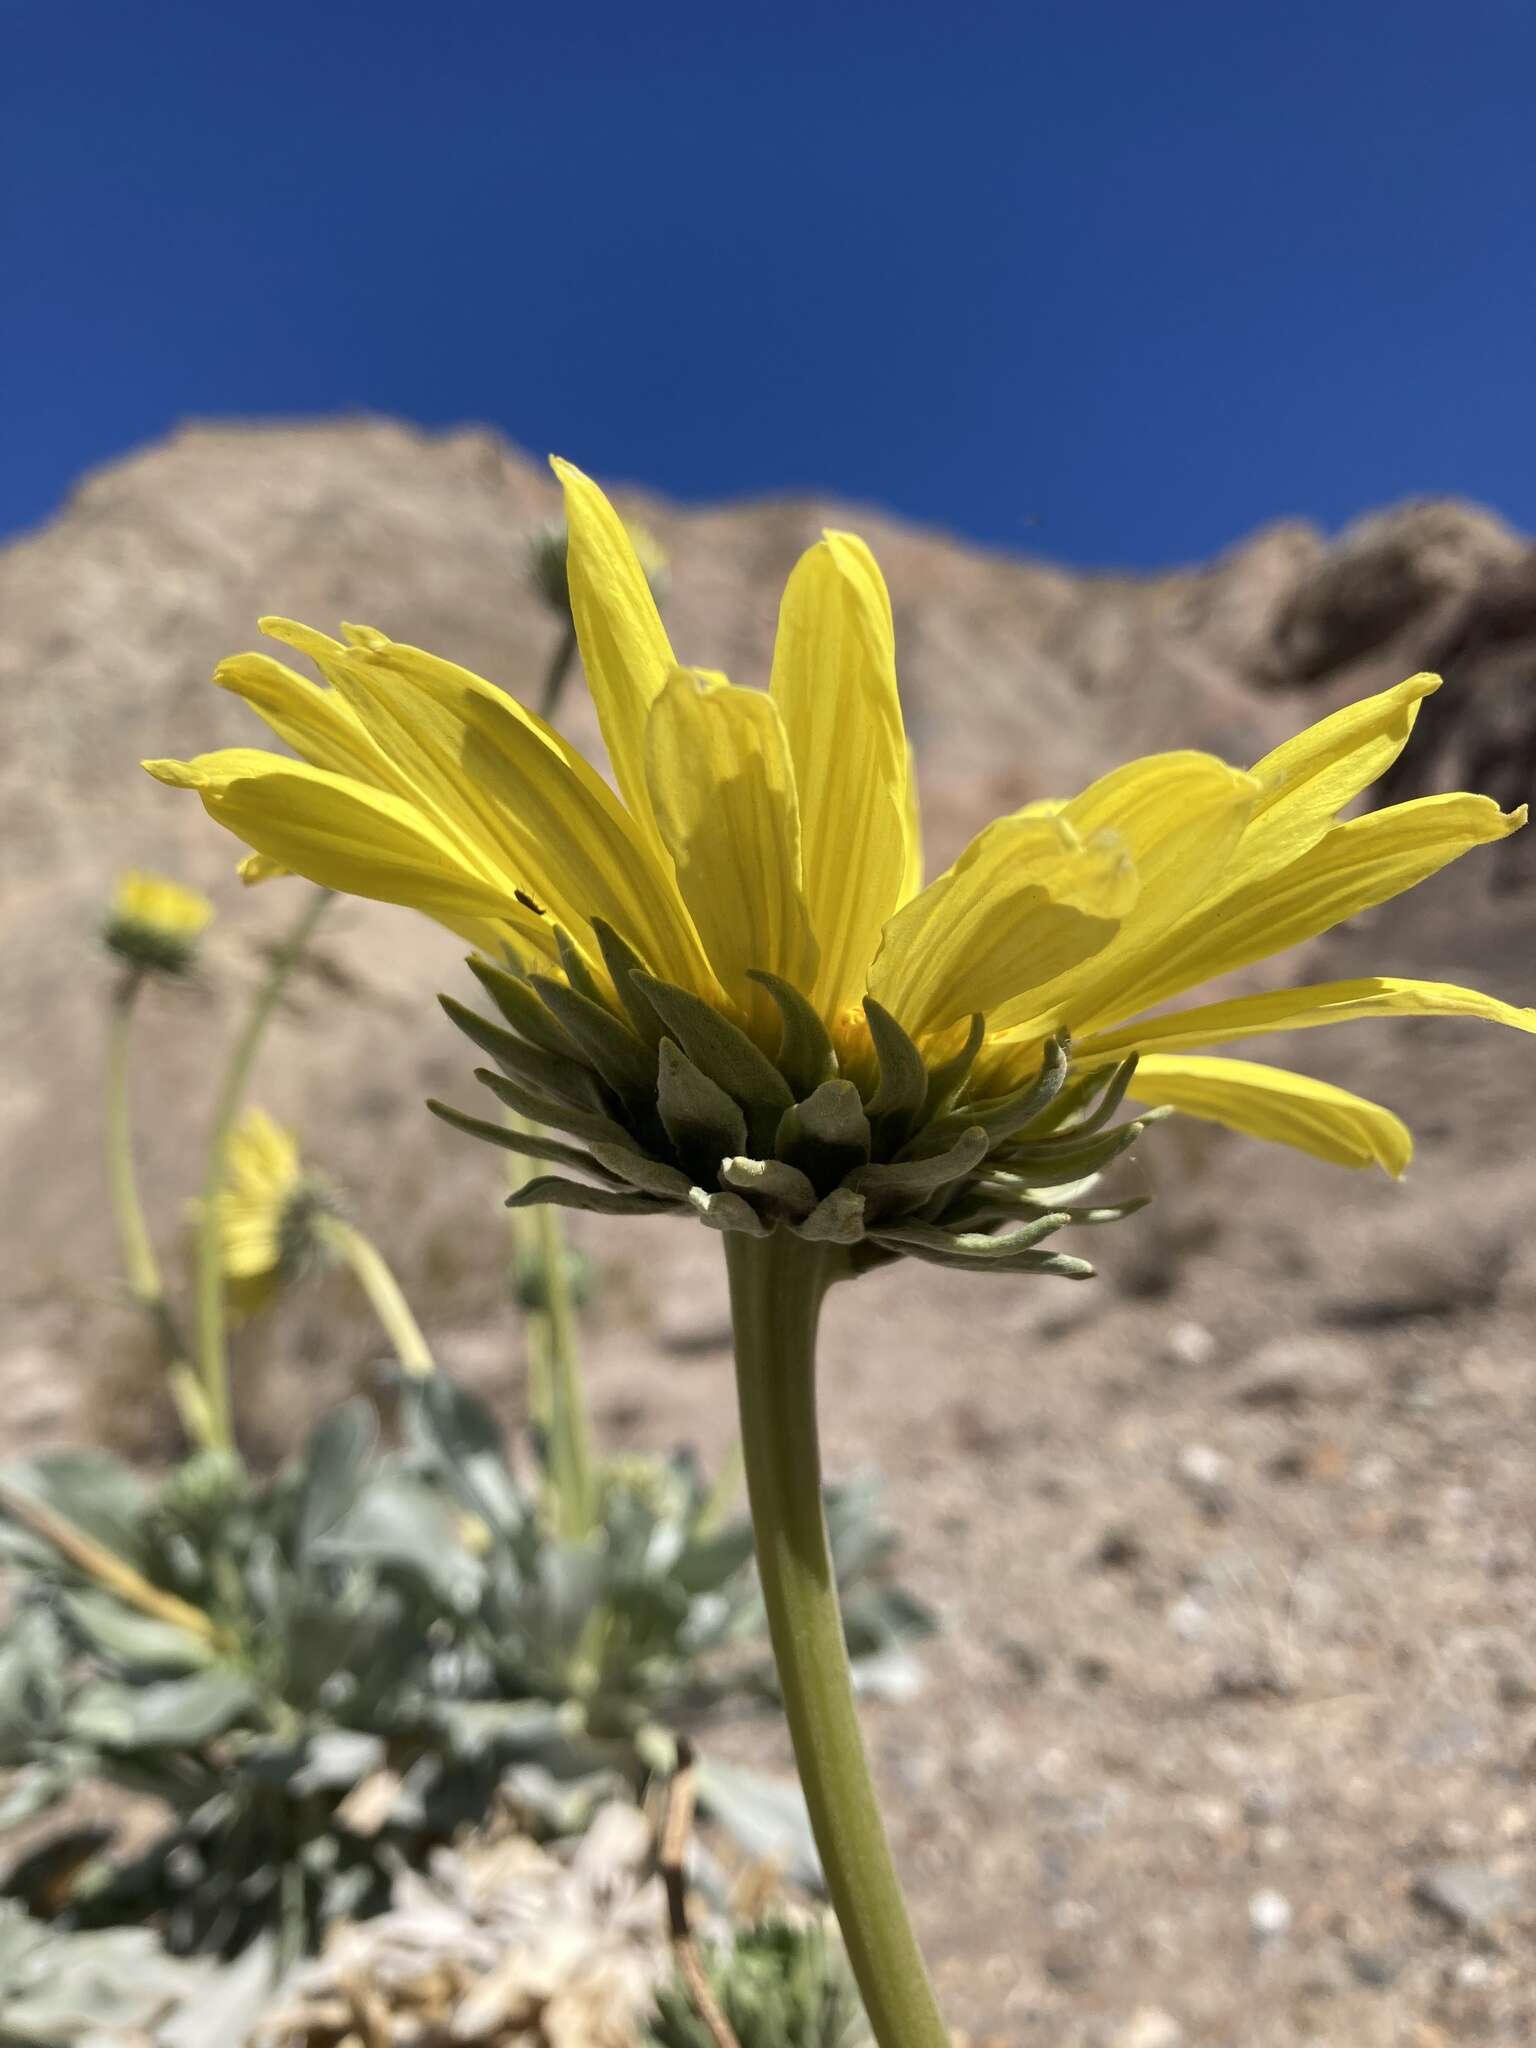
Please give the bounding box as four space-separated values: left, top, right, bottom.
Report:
769 532 916 1015
145 750 523 924
238 852 289 885
1078 975 1536 1062
867 812 1135 1038
1103 792 1525 1023
1125 1054 1412 1175
215 651 388 786
644 668 819 1028
1236 672 1440 883
994 752 1260 1034
259 624 715 997
552 458 678 848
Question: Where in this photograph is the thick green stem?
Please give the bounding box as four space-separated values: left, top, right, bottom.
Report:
320 1216 436 1377
194 888 332 1454
724 1231 950 2048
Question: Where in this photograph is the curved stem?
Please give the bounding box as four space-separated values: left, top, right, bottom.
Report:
320 1216 436 1377
194 888 332 1454
724 1231 950 2048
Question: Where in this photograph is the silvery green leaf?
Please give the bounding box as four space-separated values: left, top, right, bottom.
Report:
670 1520 757 1596
321 1476 483 1611
0 1763 69 1830
426 1698 570 1763
748 970 835 1098
501 1759 630 1835
401 1373 526 1535
60 1590 215 1674
506 1173 679 1217
0 1608 69 1745
158 1934 278 2048
0 1450 149 1567
293 1400 377 1556
693 1757 824 1893
287 1728 386 1795
67 1668 256 1749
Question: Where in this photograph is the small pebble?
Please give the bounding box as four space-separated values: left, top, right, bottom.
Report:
1119 2011 1185 2048
1248 1887 1293 1940
1412 1861 1525 1931
1162 1320 1217 1368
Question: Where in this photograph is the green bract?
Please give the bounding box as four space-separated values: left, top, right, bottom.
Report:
432 939 1160 1279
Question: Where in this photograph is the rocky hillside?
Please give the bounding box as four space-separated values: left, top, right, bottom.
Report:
6 422 1536 2041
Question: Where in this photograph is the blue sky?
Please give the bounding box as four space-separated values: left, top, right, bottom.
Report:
6 1 1533 567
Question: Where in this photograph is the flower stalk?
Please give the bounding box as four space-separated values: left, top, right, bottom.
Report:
725 1229 950 2048
105 977 175 1346
105 975 217 1450
194 888 332 1453
534 1199 596 1541
316 1214 436 1378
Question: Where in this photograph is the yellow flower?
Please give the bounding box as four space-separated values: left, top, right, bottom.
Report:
204 1108 329 1314
103 869 213 977
145 461 1531 1275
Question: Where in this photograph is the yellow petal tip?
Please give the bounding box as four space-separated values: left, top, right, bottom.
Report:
142 757 200 788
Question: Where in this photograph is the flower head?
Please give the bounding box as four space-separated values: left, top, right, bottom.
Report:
526 513 668 624
102 869 213 979
146 463 1532 1278
205 1107 333 1314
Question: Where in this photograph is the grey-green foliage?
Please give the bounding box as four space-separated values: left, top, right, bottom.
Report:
645 1919 870 2048
0 1382 933 1959
0 1903 270 2048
